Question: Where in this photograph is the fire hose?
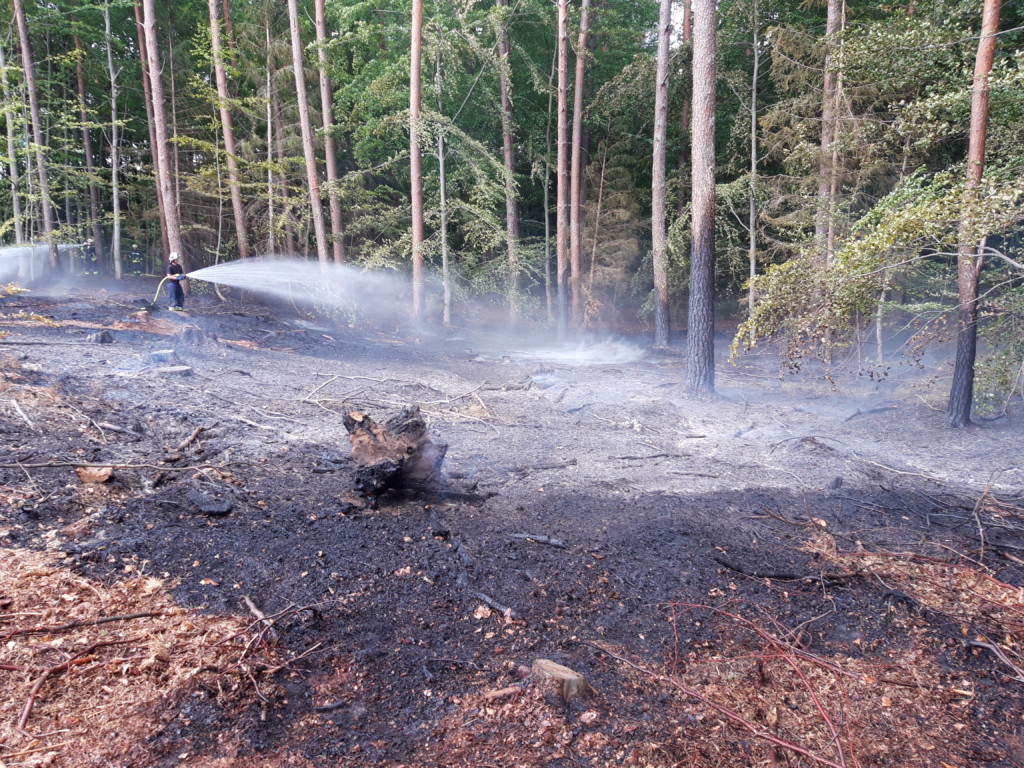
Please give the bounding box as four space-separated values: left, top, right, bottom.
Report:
152 275 188 305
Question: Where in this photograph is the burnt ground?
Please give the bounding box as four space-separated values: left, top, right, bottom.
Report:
2 279 1024 768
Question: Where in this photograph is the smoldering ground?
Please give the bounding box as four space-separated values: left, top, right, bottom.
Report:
1 270 1023 767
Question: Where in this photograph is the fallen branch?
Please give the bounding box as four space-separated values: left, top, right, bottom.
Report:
0 460 245 472
472 591 516 619
575 640 846 768
511 533 566 549
18 638 137 732
843 406 898 422
509 459 577 475
10 399 36 432
242 595 279 641
2 611 162 641
175 425 205 452
966 639 1024 682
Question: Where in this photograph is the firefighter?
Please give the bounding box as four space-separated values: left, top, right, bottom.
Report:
166 252 187 311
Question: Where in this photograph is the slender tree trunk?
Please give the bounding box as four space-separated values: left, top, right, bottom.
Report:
134 1 170 260
651 0 672 346
265 23 275 254
496 0 521 324
74 34 106 271
948 0 1001 428
103 1 123 279
13 0 58 270
142 0 185 267
677 0 692 215
747 2 760 329
221 0 237 60
814 0 843 263
409 0 426 320
556 0 571 336
569 0 591 329
208 0 250 259
287 0 330 265
0 45 25 243
435 56 452 326
588 137 609 290
543 51 556 322
270 80 297 253
686 0 717 394
316 0 346 263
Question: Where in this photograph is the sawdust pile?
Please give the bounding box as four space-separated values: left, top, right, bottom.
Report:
0 548 299 768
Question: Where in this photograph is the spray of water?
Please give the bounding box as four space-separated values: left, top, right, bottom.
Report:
504 339 647 366
187 257 410 321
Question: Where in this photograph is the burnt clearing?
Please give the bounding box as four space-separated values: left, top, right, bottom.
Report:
2 281 1024 768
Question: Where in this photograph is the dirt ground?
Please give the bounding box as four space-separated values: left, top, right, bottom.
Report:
2 278 1024 768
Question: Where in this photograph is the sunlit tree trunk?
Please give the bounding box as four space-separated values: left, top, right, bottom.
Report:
103 1 123 279
948 0 1001 428
135 1 170 260
208 0 250 259
814 0 843 263
13 0 58 270
556 0 570 336
651 0 672 346
287 0 330 266
74 34 106 271
686 0 717 394
0 45 25 244
143 0 185 267
410 0 426 321
316 0 346 264
569 0 591 329
496 0 521 324
543 52 556 322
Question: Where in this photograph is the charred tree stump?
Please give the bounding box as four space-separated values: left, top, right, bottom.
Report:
343 406 447 504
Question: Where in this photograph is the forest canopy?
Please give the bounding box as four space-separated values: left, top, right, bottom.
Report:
1 0 1022 416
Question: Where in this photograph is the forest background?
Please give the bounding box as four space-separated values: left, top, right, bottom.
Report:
1 0 1023 422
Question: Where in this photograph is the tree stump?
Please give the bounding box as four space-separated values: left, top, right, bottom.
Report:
342 406 447 503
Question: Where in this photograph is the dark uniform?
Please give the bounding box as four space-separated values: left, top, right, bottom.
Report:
129 245 143 273
166 254 186 310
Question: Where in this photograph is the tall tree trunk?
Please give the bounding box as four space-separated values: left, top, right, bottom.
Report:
134 1 170 260
265 23 275 254
13 0 58 270
208 0 250 259
543 52 556 322
747 1 760 331
677 0 692 215
686 0 717 394
287 0 330 265
496 0 521 324
270 80 297 254
409 0 425 320
316 0 346 263
651 0 672 346
814 0 843 263
74 34 106 271
435 55 452 326
103 1 123 279
555 0 570 336
947 0 1001 428
569 0 591 329
142 0 185 267
0 44 25 243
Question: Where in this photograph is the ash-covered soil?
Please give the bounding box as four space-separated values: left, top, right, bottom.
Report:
2 279 1024 767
